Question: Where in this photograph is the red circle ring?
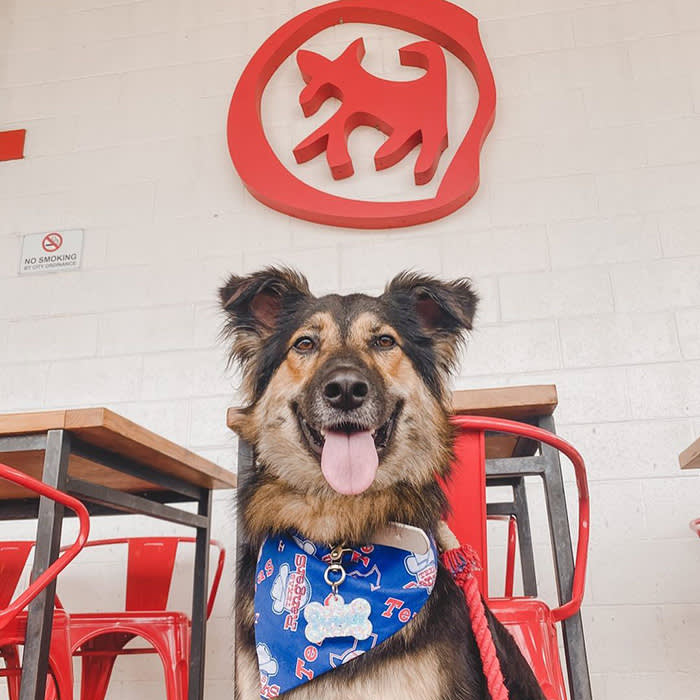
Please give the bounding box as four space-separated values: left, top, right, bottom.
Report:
227 0 496 230
42 232 63 252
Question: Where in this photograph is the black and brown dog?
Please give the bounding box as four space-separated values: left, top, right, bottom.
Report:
220 267 545 700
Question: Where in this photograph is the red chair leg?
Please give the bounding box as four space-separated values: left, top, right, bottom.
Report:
79 655 119 700
162 661 187 700
140 626 189 700
77 633 135 700
0 648 68 700
1 645 21 700
45 671 64 700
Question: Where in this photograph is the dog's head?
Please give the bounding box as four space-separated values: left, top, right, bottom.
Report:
220 267 477 540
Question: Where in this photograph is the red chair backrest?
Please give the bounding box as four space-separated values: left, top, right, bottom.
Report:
440 427 488 592
0 461 90 630
63 537 225 617
0 541 35 608
126 538 180 611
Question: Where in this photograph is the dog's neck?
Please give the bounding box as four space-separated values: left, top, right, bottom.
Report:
240 475 446 547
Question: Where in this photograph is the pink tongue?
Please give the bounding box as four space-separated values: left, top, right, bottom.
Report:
321 431 379 495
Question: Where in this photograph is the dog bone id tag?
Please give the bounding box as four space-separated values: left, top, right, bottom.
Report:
304 595 372 644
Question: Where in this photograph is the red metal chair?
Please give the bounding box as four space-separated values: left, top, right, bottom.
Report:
443 416 590 700
691 518 700 538
0 461 90 700
55 537 225 700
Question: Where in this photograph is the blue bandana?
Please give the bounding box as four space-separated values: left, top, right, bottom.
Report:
253 531 438 698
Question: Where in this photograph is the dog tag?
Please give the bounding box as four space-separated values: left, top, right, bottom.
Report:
304 595 372 644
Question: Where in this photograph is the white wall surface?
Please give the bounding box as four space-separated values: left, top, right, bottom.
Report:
2 0 700 698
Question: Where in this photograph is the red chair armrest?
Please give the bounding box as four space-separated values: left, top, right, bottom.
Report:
451 416 590 623
0 462 90 630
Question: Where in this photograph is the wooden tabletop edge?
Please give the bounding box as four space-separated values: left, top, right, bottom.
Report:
679 436 700 470
0 407 237 489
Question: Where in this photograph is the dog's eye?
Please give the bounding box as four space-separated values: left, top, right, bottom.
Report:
375 334 396 349
293 336 316 353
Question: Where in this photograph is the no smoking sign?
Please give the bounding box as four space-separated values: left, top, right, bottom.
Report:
20 229 83 275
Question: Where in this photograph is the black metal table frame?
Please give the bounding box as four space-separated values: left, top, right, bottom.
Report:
0 428 213 700
485 414 592 700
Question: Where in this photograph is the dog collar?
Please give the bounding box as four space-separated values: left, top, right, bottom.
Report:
253 530 438 698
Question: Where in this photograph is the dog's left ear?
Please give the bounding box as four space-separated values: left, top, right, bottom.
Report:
383 271 478 376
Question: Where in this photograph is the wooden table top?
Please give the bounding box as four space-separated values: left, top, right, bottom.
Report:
0 407 237 500
227 384 558 461
680 436 700 470
451 384 557 419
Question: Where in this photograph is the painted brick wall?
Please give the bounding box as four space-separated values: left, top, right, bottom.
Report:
2 0 699 698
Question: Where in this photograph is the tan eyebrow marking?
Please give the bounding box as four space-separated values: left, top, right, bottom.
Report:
288 311 342 351
349 312 399 346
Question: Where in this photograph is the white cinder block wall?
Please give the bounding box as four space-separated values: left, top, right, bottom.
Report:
2 0 700 698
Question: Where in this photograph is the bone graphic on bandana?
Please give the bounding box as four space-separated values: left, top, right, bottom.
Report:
304 595 372 645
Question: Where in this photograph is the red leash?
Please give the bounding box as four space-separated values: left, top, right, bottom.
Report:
442 545 510 700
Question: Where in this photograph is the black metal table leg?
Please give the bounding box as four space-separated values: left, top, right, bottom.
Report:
19 430 71 700
539 415 592 700
188 489 212 700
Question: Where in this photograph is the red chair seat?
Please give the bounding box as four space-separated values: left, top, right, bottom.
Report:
489 598 566 700
67 612 192 700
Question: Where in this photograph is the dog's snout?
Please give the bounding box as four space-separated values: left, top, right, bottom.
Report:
323 368 369 411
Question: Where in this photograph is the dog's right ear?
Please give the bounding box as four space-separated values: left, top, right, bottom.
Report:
219 267 311 385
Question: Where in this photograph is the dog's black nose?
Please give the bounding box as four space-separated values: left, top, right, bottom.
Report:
323 369 369 411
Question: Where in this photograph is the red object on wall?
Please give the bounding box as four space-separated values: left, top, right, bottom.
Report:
0 130 26 162
293 37 448 185
227 0 496 229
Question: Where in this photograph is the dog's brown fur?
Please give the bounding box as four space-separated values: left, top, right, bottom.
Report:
221 267 545 700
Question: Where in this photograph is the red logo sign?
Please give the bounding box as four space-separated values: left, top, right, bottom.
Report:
41 232 63 252
294 37 447 185
227 0 495 229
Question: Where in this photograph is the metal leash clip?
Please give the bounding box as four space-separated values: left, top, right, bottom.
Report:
324 544 350 596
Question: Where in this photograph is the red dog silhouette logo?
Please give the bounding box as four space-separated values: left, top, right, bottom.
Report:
227 0 495 229
293 38 448 185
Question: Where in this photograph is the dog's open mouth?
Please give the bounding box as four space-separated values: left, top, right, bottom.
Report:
296 403 401 496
